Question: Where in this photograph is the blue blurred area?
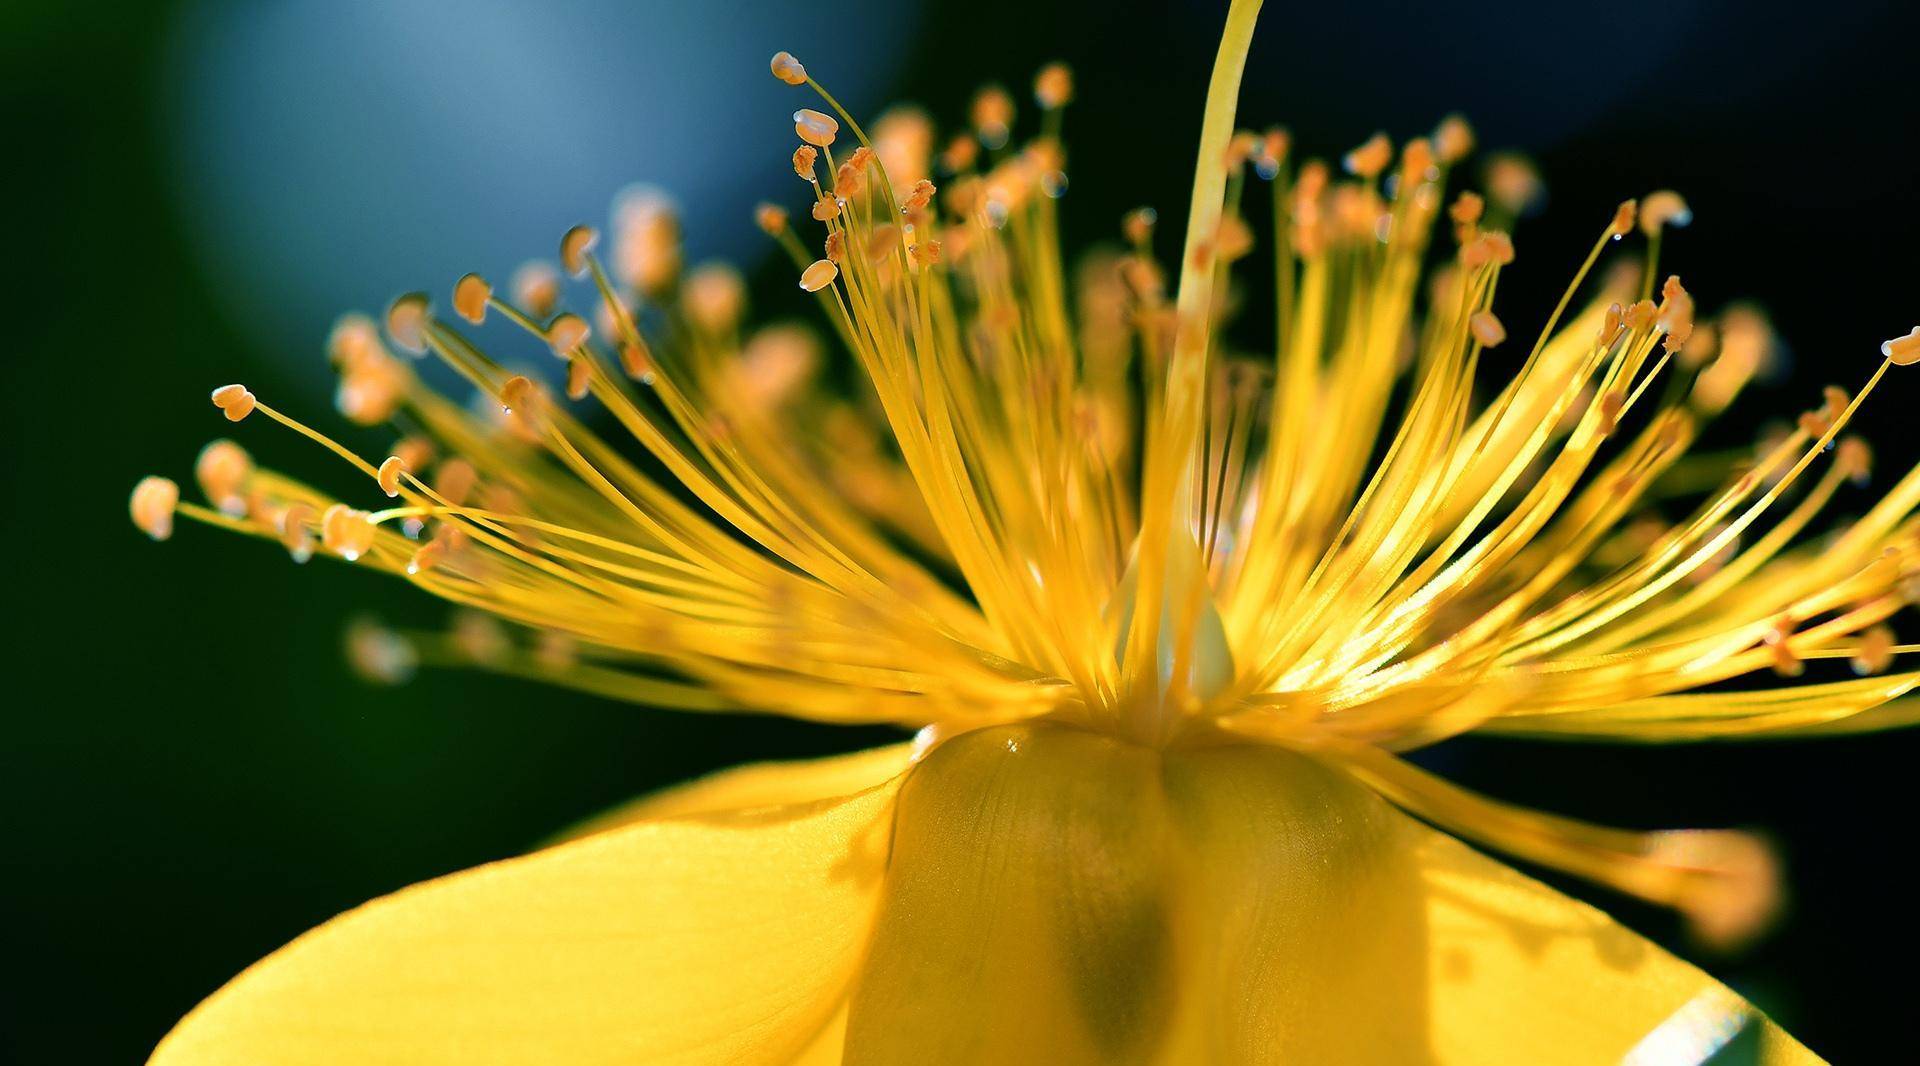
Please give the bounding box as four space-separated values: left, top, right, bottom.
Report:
164 0 915 390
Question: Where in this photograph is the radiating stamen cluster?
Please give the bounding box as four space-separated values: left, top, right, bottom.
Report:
132 50 1920 947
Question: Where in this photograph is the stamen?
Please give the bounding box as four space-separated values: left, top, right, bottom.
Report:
683 264 746 336
384 293 430 355
377 455 407 498
1852 624 1897 675
794 108 839 148
510 261 561 319
210 383 256 422
1123 207 1157 247
792 145 818 182
129 476 179 541
1640 190 1693 234
1033 63 1072 110
566 356 592 401
321 504 376 561
799 259 839 292
1609 198 1638 239
970 87 1014 150
755 203 789 236
346 617 417 684
1434 114 1474 164
1882 327 1920 365
453 274 491 325
1484 153 1542 215
560 225 599 279
194 440 253 517
769 50 807 85
279 501 316 562
546 313 591 358
1343 133 1391 179
1469 310 1507 348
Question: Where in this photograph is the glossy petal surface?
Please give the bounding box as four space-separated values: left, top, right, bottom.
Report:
843 724 1821 1065
151 776 903 1066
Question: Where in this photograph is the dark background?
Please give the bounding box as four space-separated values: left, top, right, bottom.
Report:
5 1 1918 1062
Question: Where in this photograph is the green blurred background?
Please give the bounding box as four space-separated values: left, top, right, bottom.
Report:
6 1 1919 1061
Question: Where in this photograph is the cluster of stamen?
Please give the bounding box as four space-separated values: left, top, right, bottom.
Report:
129 46 1920 950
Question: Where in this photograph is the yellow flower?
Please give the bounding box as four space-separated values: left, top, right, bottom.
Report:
132 3 1920 1062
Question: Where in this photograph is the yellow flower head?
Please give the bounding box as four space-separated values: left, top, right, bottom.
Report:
136 3 1914 1062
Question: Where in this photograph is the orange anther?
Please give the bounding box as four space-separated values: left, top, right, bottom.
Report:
1123 207 1156 246
566 356 592 401
971 86 1014 149
823 230 845 263
1625 299 1658 332
385 292 430 355
1469 310 1506 348
279 501 316 562
1448 191 1484 226
799 259 839 292
1881 327 1920 365
836 160 866 197
1853 625 1897 676
510 261 561 319
1484 153 1542 214
1764 615 1803 677
1034 62 1072 109
755 202 789 236
904 179 937 212
321 504 376 561
434 458 477 506
1600 302 1625 343
194 439 254 516
620 340 653 382
1640 190 1692 235
210 383 256 422
769 51 807 85
794 108 839 148
811 195 842 221
546 312 590 357
559 224 599 278
941 134 979 173
376 455 407 497
1344 133 1391 178
792 144 818 182
1837 436 1873 485
1609 199 1638 238
453 273 491 325
129 476 179 541
1434 114 1474 165
499 375 536 414
683 264 745 336
407 536 448 576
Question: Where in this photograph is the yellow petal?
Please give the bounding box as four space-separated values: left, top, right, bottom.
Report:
551 742 915 840
152 776 904 1066
845 726 1179 1065
1157 742 1432 1062
842 723 1820 1065
1420 826 1819 1064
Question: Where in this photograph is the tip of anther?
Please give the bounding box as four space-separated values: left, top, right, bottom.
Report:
560 225 600 279
453 274 492 325
770 51 807 86
210 383 257 422
1881 326 1920 365
794 108 839 149
1640 190 1692 235
799 259 839 292
546 312 591 358
130 476 180 541
385 293 431 355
